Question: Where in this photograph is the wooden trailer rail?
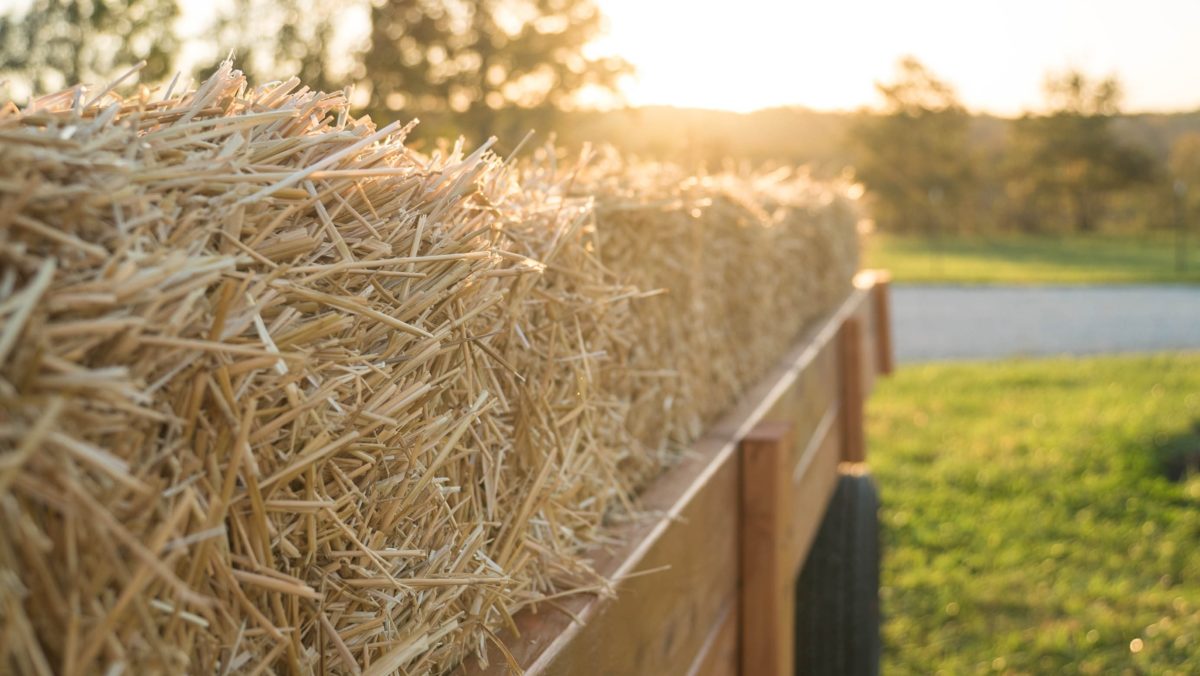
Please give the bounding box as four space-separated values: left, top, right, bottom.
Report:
461 270 893 676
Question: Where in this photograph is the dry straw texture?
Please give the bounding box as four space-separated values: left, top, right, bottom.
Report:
0 63 857 675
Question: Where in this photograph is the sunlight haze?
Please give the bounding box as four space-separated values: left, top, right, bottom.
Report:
593 0 1200 115
2 0 1198 115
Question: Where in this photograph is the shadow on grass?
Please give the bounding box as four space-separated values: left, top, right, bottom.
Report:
1155 419 1200 481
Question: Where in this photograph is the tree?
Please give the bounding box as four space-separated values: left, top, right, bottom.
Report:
210 0 346 94
1168 133 1200 270
1007 70 1156 232
849 57 976 235
1169 133 1200 194
361 0 631 142
0 0 179 96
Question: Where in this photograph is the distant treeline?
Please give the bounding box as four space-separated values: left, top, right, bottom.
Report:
555 106 1200 181
552 64 1200 237
0 0 630 144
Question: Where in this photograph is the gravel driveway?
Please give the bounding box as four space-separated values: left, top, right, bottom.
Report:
892 284 1200 363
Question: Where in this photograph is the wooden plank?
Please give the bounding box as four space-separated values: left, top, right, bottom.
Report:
688 598 739 676
740 422 795 676
466 434 741 676
839 316 866 464
785 406 843 574
523 445 740 675
763 338 838 469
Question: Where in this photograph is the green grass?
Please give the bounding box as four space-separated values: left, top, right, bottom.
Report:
869 354 1200 675
865 234 1200 284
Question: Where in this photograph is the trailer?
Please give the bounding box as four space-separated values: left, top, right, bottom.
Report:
461 270 894 675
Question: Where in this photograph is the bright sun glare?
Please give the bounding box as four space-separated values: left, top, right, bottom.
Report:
592 0 1200 114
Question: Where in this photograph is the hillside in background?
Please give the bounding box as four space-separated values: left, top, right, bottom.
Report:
1114 111 1200 161
555 106 852 173
548 106 1200 178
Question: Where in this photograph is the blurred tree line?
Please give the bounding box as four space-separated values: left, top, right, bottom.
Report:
850 57 1198 238
2 3 1200 239
0 0 179 92
510 56 1200 241
561 61 1200 240
0 0 629 147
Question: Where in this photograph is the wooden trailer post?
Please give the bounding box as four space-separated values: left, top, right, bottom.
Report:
872 273 895 376
740 422 796 676
839 316 866 464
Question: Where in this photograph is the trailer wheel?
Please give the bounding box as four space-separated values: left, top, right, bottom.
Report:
794 468 881 676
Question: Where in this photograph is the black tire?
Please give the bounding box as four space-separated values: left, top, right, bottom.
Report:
794 469 881 676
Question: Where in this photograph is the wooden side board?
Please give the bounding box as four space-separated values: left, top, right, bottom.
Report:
529 436 742 675
689 596 739 676
459 272 892 676
739 271 891 676
464 433 742 676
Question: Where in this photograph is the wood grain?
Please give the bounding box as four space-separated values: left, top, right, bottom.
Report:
839 316 866 464
785 408 843 575
740 422 795 676
872 273 895 376
688 597 739 676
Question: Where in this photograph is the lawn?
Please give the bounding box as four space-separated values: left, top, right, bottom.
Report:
864 233 1200 284
868 353 1200 675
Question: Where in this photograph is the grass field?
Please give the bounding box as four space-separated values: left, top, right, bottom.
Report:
868 354 1200 675
864 234 1200 284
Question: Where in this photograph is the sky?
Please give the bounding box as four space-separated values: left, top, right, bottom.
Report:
591 0 1200 115
3 0 1199 115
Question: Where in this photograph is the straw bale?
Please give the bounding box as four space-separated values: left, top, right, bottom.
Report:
581 157 858 478
0 63 857 675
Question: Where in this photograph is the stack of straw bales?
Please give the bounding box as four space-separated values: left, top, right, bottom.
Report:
0 63 857 675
